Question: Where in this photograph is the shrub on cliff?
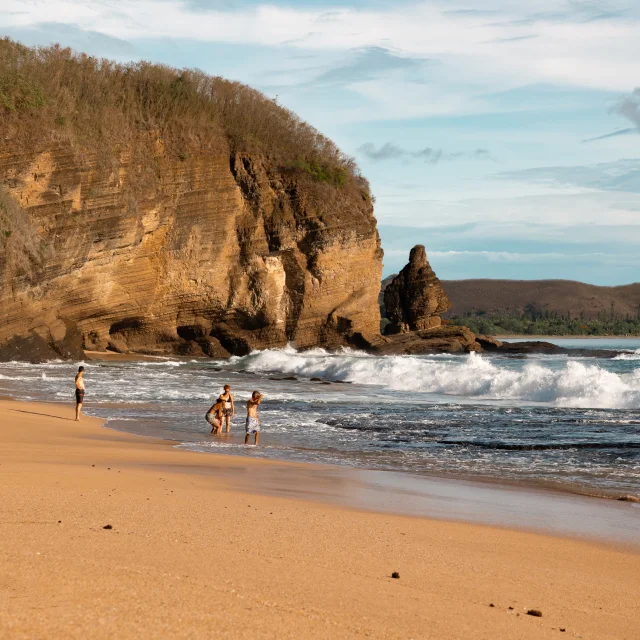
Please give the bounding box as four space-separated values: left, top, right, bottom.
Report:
0 38 363 191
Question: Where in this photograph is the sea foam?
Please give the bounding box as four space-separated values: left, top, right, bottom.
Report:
614 348 640 361
233 347 640 409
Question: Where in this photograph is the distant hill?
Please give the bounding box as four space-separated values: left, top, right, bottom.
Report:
380 277 640 321
440 280 640 320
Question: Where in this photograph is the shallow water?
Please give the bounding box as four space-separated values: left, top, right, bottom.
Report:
1 339 639 500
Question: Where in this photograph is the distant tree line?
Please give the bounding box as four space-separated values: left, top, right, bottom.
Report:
450 302 640 336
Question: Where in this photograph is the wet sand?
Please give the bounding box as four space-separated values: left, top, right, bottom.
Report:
1 399 639 639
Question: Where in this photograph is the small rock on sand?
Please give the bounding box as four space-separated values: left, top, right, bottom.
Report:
391 572 400 579
526 609 542 617
103 524 113 530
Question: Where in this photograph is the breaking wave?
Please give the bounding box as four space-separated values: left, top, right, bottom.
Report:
614 349 640 361
230 347 640 409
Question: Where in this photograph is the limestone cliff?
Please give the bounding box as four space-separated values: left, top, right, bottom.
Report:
0 148 383 359
0 41 382 359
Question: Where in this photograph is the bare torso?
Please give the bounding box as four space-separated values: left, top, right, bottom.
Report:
247 394 262 420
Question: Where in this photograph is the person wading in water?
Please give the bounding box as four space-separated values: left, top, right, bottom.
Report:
245 391 263 446
220 384 235 433
75 366 85 421
206 397 225 435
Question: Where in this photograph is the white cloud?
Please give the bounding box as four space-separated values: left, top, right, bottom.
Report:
374 189 640 233
495 158 640 193
2 0 639 93
427 250 640 265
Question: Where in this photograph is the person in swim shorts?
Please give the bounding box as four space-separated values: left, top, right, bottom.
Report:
244 391 263 446
206 397 225 435
75 366 85 421
219 384 235 433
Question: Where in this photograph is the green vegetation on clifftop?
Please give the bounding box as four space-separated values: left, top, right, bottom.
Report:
0 38 364 189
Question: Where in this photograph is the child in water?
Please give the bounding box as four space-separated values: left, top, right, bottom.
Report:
245 391 263 445
206 397 225 435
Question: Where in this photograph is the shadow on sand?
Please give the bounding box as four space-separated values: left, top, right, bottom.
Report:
12 409 75 422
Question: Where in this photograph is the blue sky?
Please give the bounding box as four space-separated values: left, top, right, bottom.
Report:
2 1 639 283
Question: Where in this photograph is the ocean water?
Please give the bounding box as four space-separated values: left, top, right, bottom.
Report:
1 338 639 500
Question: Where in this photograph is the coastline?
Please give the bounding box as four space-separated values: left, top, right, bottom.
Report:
2 398 639 638
106 415 640 511
4 349 640 505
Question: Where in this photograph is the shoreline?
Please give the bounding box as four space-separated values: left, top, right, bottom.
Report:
83 337 640 364
100 413 639 545
4 350 640 508
9 397 640 544
103 413 640 509
2 399 639 638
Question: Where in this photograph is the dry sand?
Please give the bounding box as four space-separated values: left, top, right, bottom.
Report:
1 399 639 639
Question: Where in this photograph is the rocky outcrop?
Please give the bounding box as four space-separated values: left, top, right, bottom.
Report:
383 245 451 334
0 148 383 360
375 325 479 355
377 245 485 354
475 335 504 351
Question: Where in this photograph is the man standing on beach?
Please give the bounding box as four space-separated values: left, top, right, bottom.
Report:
75 366 85 421
245 391 263 446
220 384 235 433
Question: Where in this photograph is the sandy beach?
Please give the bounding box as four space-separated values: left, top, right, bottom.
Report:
0 399 638 639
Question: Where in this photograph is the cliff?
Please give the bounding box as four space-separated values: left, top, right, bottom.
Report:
0 40 383 360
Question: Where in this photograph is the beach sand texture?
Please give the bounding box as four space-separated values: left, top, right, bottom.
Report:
1 399 638 639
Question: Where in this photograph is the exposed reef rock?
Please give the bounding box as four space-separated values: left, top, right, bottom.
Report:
383 245 451 334
375 325 479 355
475 335 504 351
496 341 624 359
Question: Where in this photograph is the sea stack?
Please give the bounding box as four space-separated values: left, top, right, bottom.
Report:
383 245 451 334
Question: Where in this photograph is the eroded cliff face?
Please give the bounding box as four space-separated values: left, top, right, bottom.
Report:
0 143 383 359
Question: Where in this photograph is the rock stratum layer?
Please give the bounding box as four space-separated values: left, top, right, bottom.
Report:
0 147 382 359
